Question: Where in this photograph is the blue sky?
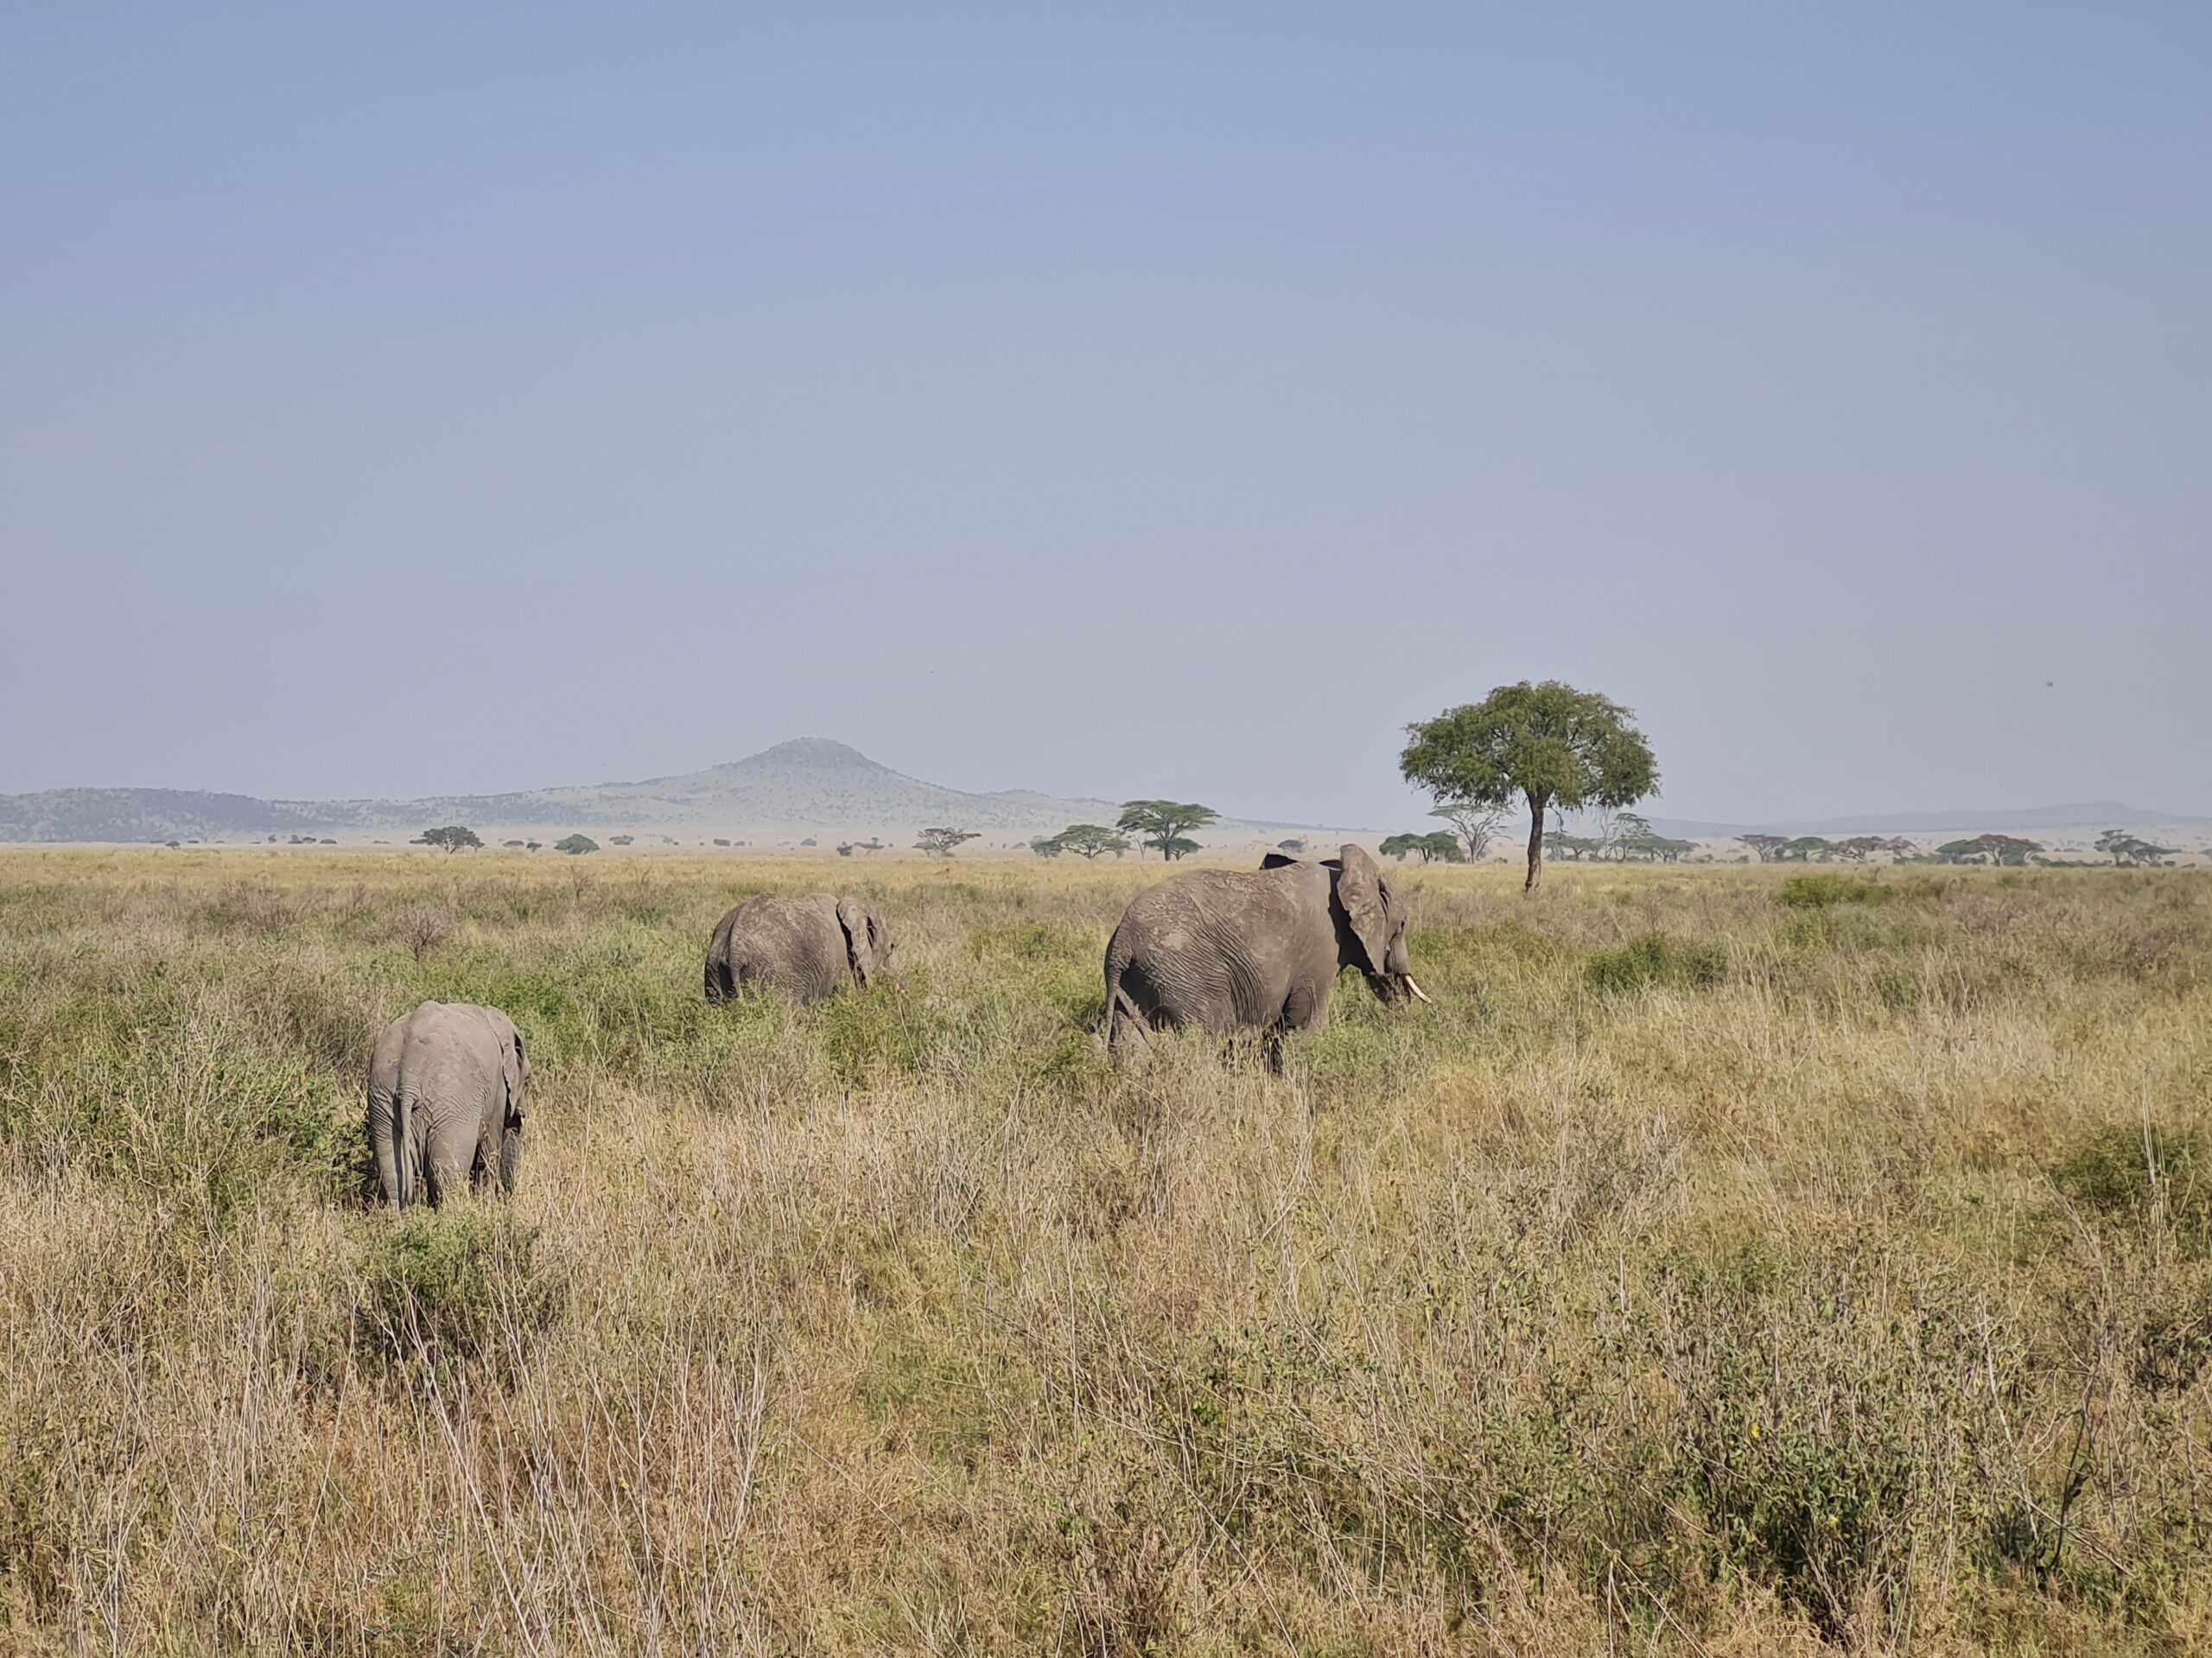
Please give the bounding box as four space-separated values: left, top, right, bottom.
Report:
3 5 2207 825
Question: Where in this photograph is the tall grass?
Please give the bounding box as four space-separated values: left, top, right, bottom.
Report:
1 849 2209 1652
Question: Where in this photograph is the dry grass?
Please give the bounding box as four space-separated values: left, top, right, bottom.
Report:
2 848 2209 1654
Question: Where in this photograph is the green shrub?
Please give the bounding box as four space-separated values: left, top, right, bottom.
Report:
360 1209 562 1379
1586 932 1726 994
2050 1124 2212 1255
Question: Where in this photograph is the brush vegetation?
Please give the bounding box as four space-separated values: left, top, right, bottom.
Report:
1 850 2209 1653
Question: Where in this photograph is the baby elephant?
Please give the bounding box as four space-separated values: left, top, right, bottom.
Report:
366 1001 529 1208
703 893 896 1005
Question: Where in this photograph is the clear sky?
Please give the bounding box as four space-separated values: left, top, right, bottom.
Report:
4 5 2207 827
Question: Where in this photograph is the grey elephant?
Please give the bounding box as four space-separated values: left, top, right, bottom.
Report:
1103 844 1427 1052
366 1001 529 1208
703 893 897 1004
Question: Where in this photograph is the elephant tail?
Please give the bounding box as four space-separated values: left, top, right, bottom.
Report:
394 1089 417 1209
1103 956 1148 1053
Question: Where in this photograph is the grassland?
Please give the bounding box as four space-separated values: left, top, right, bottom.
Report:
1 849 2209 1654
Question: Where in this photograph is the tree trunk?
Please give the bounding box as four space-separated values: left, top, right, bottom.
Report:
1524 794 1547 894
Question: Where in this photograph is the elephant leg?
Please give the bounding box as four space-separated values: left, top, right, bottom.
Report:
498 1121 524 1194
366 1089 403 1206
422 1106 478 1207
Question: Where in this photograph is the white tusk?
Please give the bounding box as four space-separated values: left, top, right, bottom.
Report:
1402 975 1432 1005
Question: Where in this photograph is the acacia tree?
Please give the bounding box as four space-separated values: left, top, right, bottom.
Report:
915 827 980 858
414 825 483 853
1402 682 1658 893
1380 831 1465 863
1429 800 1505 861
1736 834 1787 862
1051 823 1131 861
1117 800 1217 861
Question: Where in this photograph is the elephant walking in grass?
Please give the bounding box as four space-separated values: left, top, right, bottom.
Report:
366 1001 529 1208
703 893 897 1005
1103 844 1427 1055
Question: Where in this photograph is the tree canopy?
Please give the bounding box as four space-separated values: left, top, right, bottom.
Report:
1380 831 1464 863
553 835 598 855
1934 833 2043 867
915 827 980 857
414 825 483 854
1428 800 1504 861
1117 801 1217 861
1041 824 1130 861
1402 682 1657 893
2096 829 2178 866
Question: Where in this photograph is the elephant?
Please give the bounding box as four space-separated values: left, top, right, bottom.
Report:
703 893 897 1005
1103 843 1428 1052
366 1001 529 1208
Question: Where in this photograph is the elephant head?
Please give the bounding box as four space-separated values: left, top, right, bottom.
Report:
1269 843 1428 1006
836 898 897 988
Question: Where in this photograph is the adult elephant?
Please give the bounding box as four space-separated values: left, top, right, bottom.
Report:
703 893 897 1005
1103 844 1427 1052
366 1001 529 1208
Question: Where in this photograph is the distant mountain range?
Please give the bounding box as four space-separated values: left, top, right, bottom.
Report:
0 739 1370 845
0 741 2197 848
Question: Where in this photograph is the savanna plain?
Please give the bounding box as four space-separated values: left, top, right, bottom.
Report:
3 849 2210 1655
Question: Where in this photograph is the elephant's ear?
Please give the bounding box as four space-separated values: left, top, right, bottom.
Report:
836 898 874 988
1329 844 1392 974
498 1014 528 1121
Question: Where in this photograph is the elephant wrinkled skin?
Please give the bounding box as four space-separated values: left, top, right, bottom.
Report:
365 1001 529 1209
1103 844 1425 1051
703 893 897 1005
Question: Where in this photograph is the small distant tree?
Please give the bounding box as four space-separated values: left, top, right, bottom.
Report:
554 835 599 855
1381 831 1465 863
1778 836 1832 862
608 835 634 847
1737 834 1788 862
1402 682 1658 894
1830 835 1886 862
502 839 525 848
1049 824 1130 861
836 842 855 857
2095 829 2178 866
1117 801 1217 861
1548 834 1602 862
1275 838 1306 855
524 842 542 852
916 827 980 858
713 837 731 847
1429 800 1505 861
1029 835 1065 858
415 826 483 854
1934 833 2043 867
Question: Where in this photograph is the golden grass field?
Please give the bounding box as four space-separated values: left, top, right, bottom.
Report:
2 848 2209 1655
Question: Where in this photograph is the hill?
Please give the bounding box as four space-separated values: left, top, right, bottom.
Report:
0 740 1373 846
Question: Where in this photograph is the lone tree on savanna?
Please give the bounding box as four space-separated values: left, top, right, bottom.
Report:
1402 681 1657 894
1117 800 1217 861
1046 824 1131 861
915 827 980 858
414 826 483 854
553 834 599 855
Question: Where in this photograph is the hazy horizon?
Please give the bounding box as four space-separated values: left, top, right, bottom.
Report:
5 7 2208 827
